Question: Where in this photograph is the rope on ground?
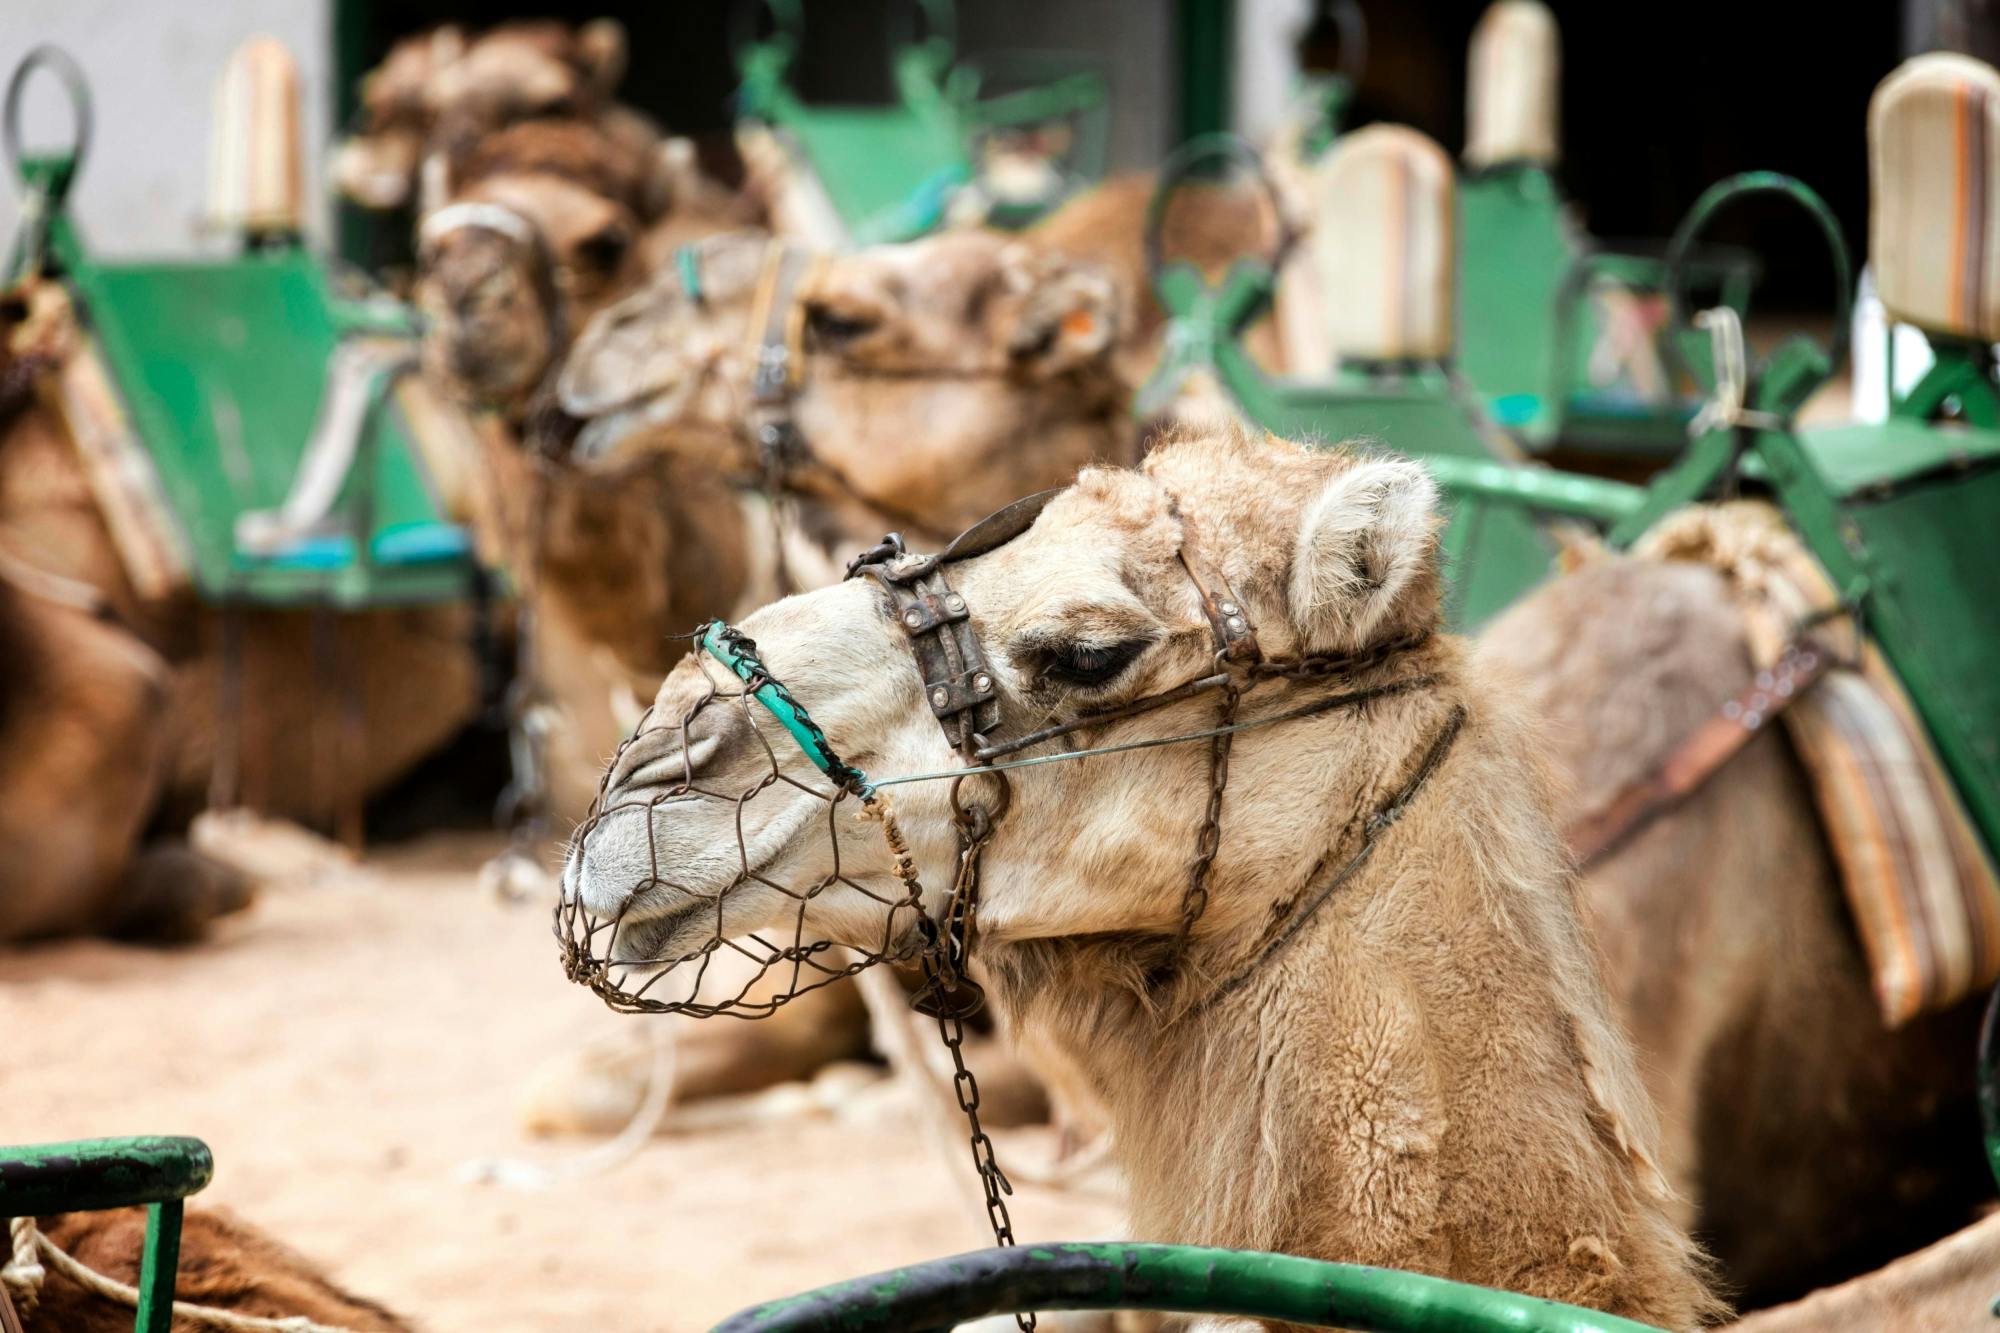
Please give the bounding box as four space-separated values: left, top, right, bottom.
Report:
456 1017 678 1191
3 1215 364 1332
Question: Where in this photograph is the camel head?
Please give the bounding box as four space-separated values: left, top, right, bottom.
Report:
415 171 640 414
332 19 628 212
562 426 1444 993
554 229 1132 541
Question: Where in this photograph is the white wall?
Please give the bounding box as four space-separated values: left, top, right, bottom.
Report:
1234 0 1308 145
0 0 331 258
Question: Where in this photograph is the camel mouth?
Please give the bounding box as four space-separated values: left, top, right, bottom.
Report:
605 899 712 969
570 401 659 463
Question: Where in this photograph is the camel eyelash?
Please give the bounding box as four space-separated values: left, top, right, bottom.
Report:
1025 636 1154 689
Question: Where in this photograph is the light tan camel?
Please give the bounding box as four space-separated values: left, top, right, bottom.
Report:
1479 556 1990 1308
16 1208 409 1332
564 426 1718 1328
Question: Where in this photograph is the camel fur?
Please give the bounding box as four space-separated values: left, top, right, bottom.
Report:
18 1208 408 1332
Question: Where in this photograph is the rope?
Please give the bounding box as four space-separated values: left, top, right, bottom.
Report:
3 1217 44 1316
2 1215 367 1332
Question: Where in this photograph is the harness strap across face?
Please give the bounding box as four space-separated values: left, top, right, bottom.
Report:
417 200 568 366
742 241 827 474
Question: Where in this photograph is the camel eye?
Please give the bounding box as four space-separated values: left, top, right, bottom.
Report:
573 226 631 278
806 304 878 350
1035 637 1151 689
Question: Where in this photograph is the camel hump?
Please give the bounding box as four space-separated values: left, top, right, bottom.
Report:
1465 0 1561 169
208 37 304 239
1307 125 1456 362
1869 52 2000 342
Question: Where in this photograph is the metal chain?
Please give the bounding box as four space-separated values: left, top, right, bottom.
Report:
915 801 1036 1333
1173 680 1240 962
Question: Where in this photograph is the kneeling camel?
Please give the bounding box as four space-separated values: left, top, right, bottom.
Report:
563 426 1717 1327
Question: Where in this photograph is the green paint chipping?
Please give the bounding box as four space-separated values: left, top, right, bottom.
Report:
0 1135 213 1216
712 1242 1669 1333
0 1136 215 1333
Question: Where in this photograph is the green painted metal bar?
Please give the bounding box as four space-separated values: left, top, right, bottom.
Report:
1418 455 1646 524
0 1136 212 1217
135 1200 185 1333
713 1242 1667 1333
1177 0 1234 141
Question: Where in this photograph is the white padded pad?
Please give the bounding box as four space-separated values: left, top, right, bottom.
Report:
208 37 304 234
1870 53 2000 342
1308 125 1456 362
1465 0 1561 169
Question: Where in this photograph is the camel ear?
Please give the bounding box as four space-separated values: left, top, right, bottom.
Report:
577 19 628 96
1000 245 1118 377
1288 457 1441 653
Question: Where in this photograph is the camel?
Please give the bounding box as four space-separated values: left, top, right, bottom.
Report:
1726 1207 2000 1332
555 227 1134 549
562 425 1718 1328
1479 556 1991 1308
331 18 650 216
15 1207 408 1332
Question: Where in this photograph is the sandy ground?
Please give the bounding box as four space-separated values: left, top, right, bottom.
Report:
0 834 1120 1332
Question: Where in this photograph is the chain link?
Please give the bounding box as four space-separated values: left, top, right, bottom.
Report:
912 801 1036 1333
1173 680 1240 962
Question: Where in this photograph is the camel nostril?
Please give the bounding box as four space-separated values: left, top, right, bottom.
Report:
609 733 721 794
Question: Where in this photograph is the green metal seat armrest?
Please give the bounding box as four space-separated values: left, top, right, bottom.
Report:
0 1136 212 1217
712 1242 1667 1333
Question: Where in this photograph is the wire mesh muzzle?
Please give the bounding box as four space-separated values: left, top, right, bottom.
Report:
553 629 929 1020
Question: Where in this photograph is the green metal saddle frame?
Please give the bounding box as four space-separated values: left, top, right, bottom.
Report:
714 1242 1666 1332
1457 163 1756 460
4 48 484 610
733 0 1108 246
1137 136 1644 631
0 1136 213 1333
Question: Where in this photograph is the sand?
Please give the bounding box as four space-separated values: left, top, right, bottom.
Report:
0 834 1120 1332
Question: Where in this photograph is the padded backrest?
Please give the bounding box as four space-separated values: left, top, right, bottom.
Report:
208 37 304 236
1309 125 1456 361
1465 0 1561 169
1870 52 2000 342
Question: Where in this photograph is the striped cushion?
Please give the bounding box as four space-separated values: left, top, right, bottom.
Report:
1465 0 1562 169
1639 503 2000 1026
1869 53 2000 343
1308 125 1456 362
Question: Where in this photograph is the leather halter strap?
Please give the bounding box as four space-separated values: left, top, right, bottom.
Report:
1566 636 1831 866
1175 512 1261 664
743 241 825 474
846 485 1263 756
845 490 1065 758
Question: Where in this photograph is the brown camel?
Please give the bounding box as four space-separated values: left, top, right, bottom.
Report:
1726 1207 2000 1331
331 18 646 215
556 227 1134 549
17 1208 408 1332
563 426 1718 1327
1479 555 1990 1308
0 268 491 941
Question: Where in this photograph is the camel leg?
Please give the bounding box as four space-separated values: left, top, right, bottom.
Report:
519 960 875 1137
100 838 254 944
0 579 166 940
